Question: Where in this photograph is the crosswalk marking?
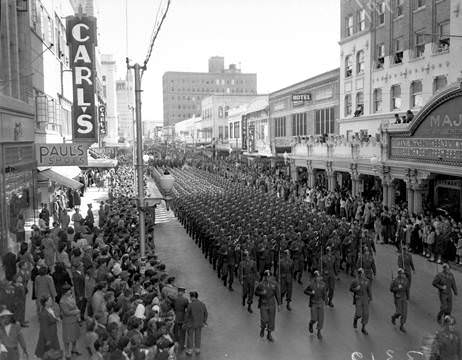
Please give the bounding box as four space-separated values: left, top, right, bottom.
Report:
155 203 175 224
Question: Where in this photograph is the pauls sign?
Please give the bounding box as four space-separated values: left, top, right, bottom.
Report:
36 143 89 166
66 15 98 143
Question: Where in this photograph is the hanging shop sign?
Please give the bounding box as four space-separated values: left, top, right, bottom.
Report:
98 105 107 135
241 115 248 150
36 143 89 166
66 15 98 143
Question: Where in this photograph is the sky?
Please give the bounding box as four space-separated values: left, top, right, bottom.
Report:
97 0 341 125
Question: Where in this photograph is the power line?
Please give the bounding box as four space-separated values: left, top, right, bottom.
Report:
143 0 172 74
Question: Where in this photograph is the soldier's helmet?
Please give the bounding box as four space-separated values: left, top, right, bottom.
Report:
443 315 456 326
397 268 405 274
357 268 364 274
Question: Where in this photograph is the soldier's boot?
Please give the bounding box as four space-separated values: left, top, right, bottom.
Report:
228 285 234 292
308 321 314 334
399 324 406 333
242 297 245 307
353 316 359 329
266 331 274 342
247 305 253 313
286 301 292 311
297 274 302 284
391 314 397 325
317 329 322 340
259 327 265 338
328 298 334 308
361 324 368 335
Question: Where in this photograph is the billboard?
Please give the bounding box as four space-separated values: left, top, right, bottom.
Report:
66 15 98 143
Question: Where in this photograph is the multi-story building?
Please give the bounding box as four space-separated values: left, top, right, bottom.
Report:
0 0 36 254
101 54 119 145
339 0 460 138
116 71 135 142
162 57 257 126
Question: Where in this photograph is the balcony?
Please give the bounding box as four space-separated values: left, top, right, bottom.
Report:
291 135 383 162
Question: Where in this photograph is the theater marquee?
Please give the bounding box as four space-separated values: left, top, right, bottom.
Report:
389 88 462 166
66 15 98 143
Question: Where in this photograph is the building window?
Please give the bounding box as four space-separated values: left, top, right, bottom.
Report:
218 126 224 140
345 55 353 78
433 75 447 94
291 113 308 136
274 116 286 137
225 125 229 139
395 0 403 17
377 1 385 25
391 85 401 110
346 15 354 37
358 9 366 31
345 94 352 116
410 80 423 108
355 92 364 116
394 37 403 64
437 21 450 52
356 50 365 74
225 106 229 117
414 0 425 9
373 88 383 113
218 106 223 118
229 124 233 138
315 107 336 135
376 43 385 69
234 122 240 139
415 32 425 58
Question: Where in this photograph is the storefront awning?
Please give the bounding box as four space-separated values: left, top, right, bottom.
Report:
37 169 83 190
80 158 118 168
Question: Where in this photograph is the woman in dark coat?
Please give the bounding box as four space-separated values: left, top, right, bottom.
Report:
52 262 72 304
35 295 61 359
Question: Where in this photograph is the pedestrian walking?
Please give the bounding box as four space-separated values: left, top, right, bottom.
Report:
59 284 81 359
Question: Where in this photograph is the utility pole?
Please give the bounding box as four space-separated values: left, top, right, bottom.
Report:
127 61 147 257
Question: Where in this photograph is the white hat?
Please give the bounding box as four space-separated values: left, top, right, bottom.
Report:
112 263 122 276
0 309 14 317
134 303 146 320
151 304 160 313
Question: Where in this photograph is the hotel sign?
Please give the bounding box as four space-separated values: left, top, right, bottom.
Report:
292 93 312 107
390 95 462 165
66 15 98 143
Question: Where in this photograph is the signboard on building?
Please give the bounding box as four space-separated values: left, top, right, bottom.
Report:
292 93 312 107
66 15 98 143
98 105 107 135
390 93 462 166
36 143 89 166
241 115 248 150
249 124 255 152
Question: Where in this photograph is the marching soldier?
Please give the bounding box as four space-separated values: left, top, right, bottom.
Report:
322 247 337 307
356 248 376 282
279 250 294 311
397 246 415 295
239 251 258 313
255 270 281 342
429 315 461 360
432 263 458 324
304 270 327 339
350 268 372 335
390 268 409 332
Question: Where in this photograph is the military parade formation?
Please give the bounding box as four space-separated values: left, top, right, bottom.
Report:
146 150 461 359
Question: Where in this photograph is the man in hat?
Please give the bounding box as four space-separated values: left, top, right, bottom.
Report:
184 291 208 356
255 270 281 342
279 250 294 311
432 263 458 323
239 250 258 313
172 287 189 352
85 203 94 230
0 308 29 360
350 268 372 335
430 315 461 360
304 270 327 339
390 268 410 332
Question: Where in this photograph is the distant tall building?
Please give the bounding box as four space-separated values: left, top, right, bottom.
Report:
70 0 96 16
101 54 119 145
162 57 257 126
116 71 135 141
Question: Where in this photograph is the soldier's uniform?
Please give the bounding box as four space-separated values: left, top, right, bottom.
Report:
240 253 258 313
350 269 372 334
279 251 294 311
397 250 415 291
432 265 458 323
390 269 409 331
429 316 461 360
255 271 281 342
304 272 327 339
322 249 337 307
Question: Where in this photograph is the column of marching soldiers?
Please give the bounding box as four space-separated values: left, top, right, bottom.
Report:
164 166 458 345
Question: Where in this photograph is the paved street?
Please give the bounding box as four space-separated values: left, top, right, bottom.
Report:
153 207 461 360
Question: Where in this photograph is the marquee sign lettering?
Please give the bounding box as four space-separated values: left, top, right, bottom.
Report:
241 115 248 151
66 15 98 143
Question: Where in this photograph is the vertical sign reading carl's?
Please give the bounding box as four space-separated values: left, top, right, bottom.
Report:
241 115 248 151
66 15 98 143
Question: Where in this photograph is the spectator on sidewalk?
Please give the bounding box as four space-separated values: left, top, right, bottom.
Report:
35 296 61 359
15 214 25 245
0 308 29 360
34 264 56 315
184 291 208 356
71 209 83 234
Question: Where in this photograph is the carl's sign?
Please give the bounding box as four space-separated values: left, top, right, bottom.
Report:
66 15 98 143
36 143 89 166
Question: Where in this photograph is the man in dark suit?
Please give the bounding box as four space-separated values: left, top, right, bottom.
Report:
1 250 17 282
172 287 189 352
184 291 208 356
